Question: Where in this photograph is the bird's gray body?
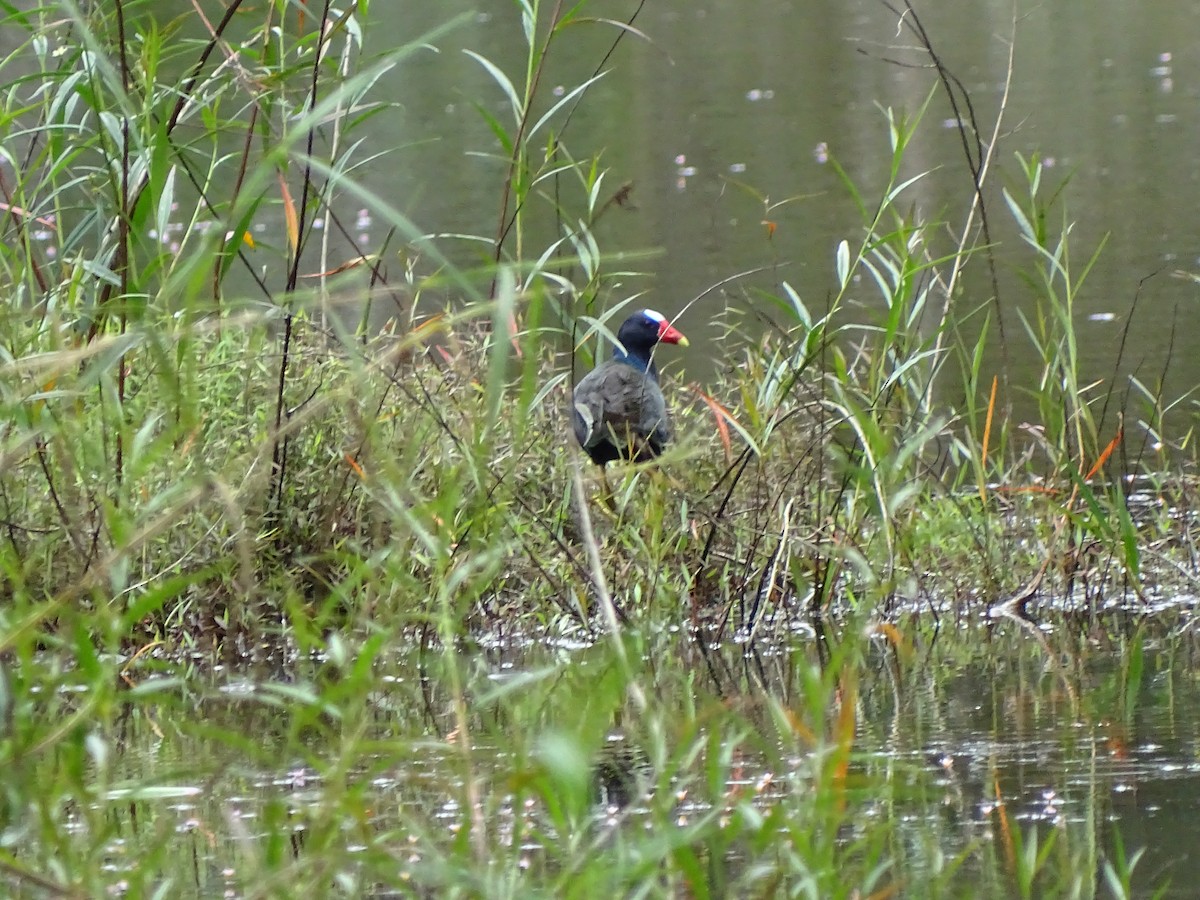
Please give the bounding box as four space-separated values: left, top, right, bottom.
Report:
572 359 671 465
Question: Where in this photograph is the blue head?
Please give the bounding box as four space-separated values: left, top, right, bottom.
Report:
612 309 689 377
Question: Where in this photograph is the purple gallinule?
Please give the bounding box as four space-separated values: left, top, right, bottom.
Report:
572 309 688 465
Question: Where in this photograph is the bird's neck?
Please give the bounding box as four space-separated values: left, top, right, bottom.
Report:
613 346 659 380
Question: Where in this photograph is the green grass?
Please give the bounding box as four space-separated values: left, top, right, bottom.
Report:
0 0 1194 896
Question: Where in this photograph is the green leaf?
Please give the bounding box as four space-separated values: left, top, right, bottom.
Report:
835 239 851 289
463 49 522 120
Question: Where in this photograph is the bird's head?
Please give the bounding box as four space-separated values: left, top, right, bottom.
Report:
615 309 689 365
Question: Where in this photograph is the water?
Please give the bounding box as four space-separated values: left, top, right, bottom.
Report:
363 1 1200 397
79 619 1200 896
127 0 1200 402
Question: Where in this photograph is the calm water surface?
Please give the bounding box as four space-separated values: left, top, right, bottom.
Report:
136 1 1200 402
387 2 1200 398
93 619 1200 896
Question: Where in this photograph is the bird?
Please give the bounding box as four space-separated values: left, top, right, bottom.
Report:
572 309 689 466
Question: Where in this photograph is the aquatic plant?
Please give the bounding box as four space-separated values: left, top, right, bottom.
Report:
0 0 1188 896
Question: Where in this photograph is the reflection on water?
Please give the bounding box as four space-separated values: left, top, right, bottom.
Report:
362 1 1200 401
122 0 1200 409
861 616 1200 895
77 619 1200 896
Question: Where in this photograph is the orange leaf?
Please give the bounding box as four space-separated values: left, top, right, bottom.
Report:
507 311 523 359
781 706 818 748
28 377 57 418
980 374 997 504
831 668 857 815
344 453 365 480
0 203 56 228
178 426 201 458
276 170 299 258
761 219 777 239
1084 420 1123 480
1107 734 1130 760
693 386 734 463
866 622 912 663
412 314 445 336
993 773 1015 874
302 257 369 278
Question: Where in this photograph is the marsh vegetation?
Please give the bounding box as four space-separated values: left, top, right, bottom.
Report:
1 1 1198 896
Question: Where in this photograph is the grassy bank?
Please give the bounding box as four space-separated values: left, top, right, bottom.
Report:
0 0 1194 896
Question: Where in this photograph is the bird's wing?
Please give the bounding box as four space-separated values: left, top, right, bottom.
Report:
572 367 606 449
573 362 673 457
634 375 671 448
598 365 669 444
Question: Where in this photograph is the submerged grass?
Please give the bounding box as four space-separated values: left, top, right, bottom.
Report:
0 0 1196 896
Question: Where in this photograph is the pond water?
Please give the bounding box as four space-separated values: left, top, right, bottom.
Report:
136 0 1200 405
76 617 1200 896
